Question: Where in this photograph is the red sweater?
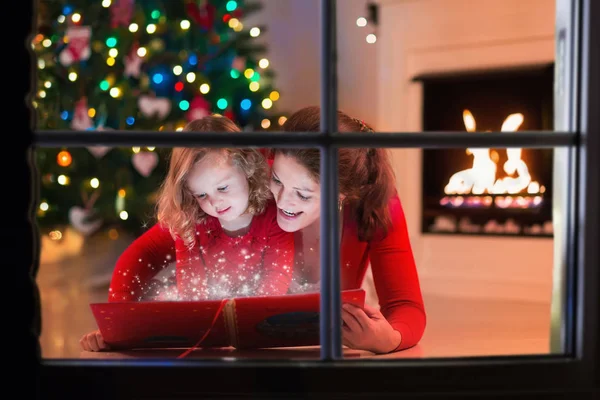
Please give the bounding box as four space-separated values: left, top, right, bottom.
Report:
306 194 424 351
342 194 425 351
289 194 425 351
108 201 295 301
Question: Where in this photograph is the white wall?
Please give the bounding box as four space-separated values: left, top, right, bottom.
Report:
336 0 380 127
377 0 557 303
246 0 379 125
244 0 320 115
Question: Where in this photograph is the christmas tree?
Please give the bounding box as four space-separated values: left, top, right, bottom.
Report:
33 0 285 237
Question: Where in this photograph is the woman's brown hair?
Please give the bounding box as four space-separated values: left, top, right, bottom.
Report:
275 106 396 241
156 115 271 248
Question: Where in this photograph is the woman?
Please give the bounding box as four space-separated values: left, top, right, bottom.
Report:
269 106 426 354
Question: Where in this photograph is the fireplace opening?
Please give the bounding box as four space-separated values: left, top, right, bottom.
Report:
416 64 554 237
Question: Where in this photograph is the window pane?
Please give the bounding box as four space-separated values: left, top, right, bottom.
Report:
333 146 569 359
38 145 329 361
337 0 568 134
34 149 573 361
32 0 316 133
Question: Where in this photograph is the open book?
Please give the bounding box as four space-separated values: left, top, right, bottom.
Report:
91 289 365 350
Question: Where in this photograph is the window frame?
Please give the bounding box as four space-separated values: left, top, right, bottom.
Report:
28 0 600 398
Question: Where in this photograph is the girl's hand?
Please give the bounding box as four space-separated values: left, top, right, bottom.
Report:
79 330 110 352
341 303 402 354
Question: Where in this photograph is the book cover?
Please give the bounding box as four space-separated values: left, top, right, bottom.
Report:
91 289 365 350
230 289 365 349
91 299 230 349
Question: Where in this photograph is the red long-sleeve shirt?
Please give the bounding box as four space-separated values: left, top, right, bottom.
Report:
340 194 426 351
293 193 426 351
108 200 295 301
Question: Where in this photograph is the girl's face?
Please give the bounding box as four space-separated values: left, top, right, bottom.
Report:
270 153 321 232
187 152 250 223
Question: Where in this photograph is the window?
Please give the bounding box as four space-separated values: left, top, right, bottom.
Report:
25 0 599 398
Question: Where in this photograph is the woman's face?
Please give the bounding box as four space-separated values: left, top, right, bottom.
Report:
269 153 321 232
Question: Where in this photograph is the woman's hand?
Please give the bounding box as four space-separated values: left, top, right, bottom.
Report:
341 303 402 354
79 330 110 352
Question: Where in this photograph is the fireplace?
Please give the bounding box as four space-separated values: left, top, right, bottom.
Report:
417 65 554 237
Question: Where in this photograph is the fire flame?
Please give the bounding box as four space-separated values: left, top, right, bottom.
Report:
443 109 543 196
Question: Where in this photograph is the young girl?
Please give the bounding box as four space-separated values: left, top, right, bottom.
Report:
269 106 426 354
80 115 294 351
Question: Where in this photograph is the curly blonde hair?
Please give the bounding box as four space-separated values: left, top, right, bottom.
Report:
156 116 272 248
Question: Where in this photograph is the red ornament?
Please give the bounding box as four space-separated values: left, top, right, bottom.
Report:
175 82 184 92
186 1 216 31
71 97 93 131
124 42 143 78
110 0 135 29
210 32 221 44
59 26 91 66
224 110 235 121
186 96 211 122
